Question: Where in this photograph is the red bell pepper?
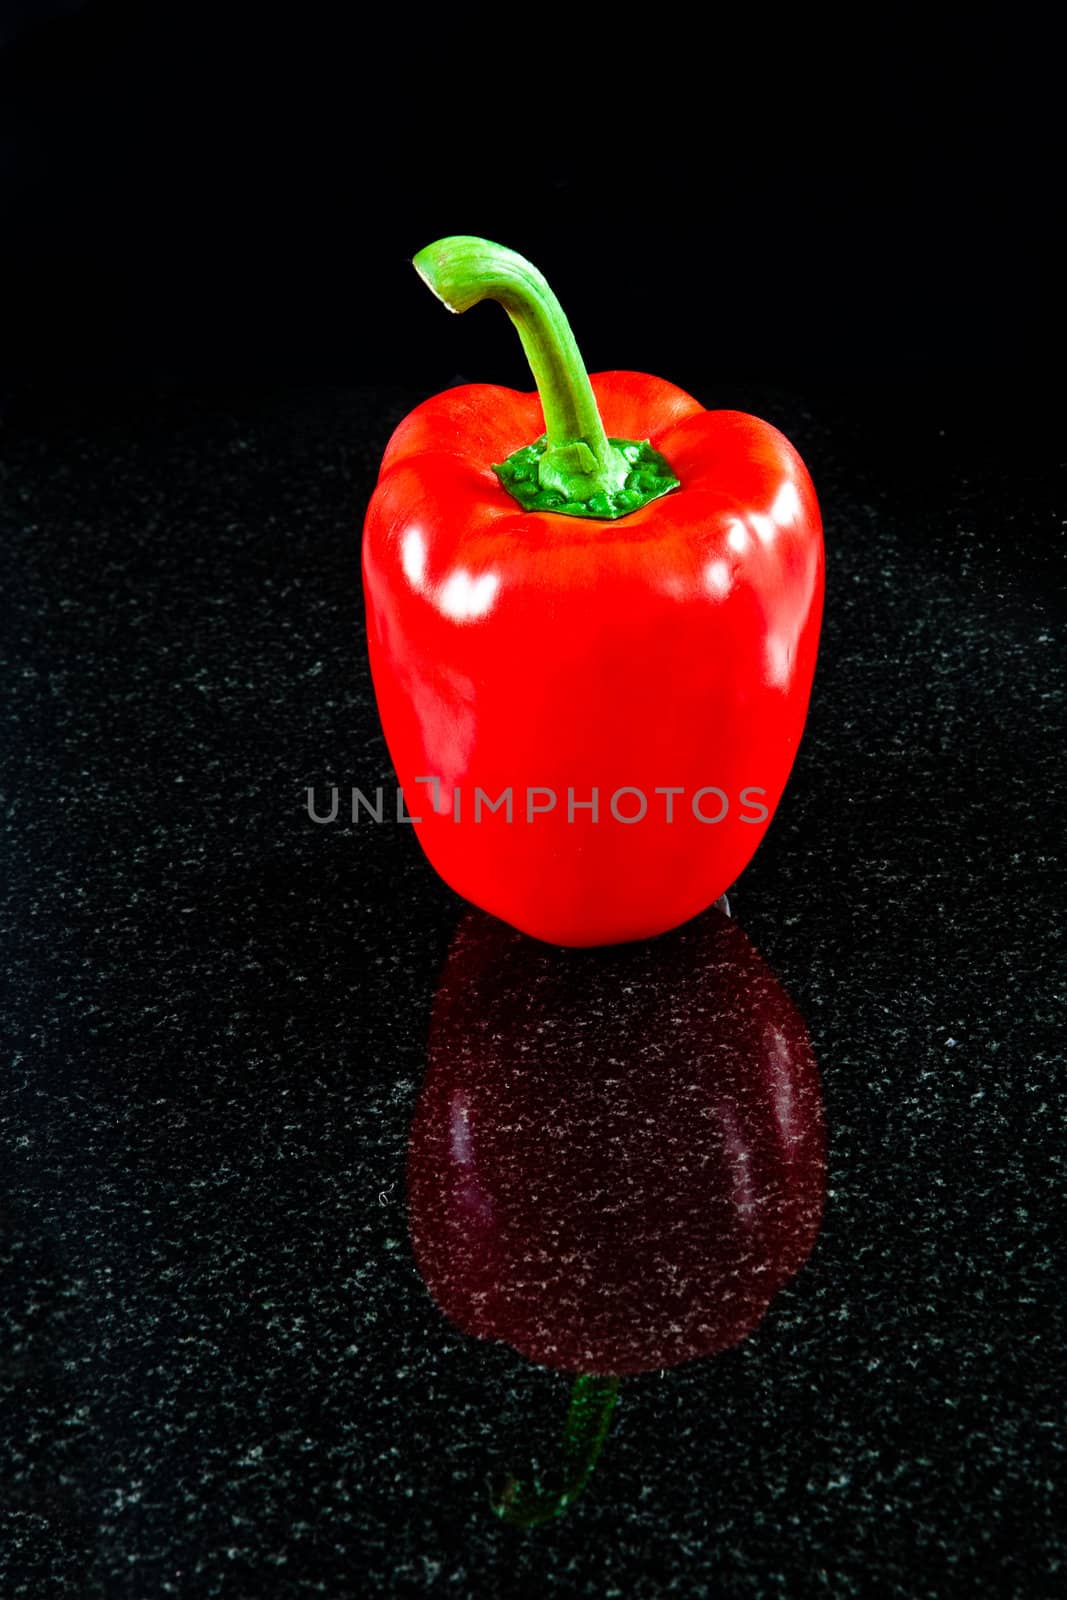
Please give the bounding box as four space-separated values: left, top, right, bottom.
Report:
362 237 823 946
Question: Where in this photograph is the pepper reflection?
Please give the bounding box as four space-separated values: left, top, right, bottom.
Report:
407 904 825 1525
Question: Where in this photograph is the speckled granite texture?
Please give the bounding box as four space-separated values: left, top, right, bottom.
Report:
1 383 1063 1598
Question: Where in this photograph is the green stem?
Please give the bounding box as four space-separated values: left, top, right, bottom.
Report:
414 236 614 476
413 236 678 520
492 1374 620 1529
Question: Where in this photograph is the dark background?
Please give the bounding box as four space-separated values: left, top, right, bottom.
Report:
2 3 1061 401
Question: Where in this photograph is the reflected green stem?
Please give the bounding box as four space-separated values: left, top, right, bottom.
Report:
492 1374 621 1528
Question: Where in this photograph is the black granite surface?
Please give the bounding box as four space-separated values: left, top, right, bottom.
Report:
1 381 1063 1598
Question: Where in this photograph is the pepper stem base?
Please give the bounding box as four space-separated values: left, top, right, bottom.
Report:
494 436 680 520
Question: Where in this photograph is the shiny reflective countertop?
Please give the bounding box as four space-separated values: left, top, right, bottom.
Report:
2 382 1062 1598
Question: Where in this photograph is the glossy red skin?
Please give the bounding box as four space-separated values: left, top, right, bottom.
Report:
407 906 826 1376
362 372 824 946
